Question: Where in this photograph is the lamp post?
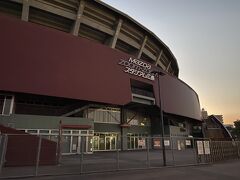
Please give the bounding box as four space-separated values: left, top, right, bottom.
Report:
152 70 166 166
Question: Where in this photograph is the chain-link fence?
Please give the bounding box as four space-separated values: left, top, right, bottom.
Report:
0 134 239 179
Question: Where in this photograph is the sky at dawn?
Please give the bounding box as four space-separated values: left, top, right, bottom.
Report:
103 0 240 124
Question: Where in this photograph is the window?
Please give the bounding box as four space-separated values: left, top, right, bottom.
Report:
0 95 14 115
63 130 71 134
127 133 148 149
72 130 80 134
51 130 59 134
39 130 49 134
27 129 38 134
127 110 150 126
86 107 120 124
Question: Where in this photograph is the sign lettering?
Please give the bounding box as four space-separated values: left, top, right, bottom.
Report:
118 57 155 81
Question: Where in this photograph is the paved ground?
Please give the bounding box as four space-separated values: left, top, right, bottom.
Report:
0 149 201 178
18 160 240 180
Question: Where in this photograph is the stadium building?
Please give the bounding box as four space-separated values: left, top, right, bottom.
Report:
0 0 202 154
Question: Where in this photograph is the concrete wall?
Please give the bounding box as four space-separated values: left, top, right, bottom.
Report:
0 114 94 130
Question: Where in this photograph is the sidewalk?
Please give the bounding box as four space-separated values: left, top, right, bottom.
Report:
19 160 240 180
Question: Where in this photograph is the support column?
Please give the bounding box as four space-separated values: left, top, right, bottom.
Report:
120 107 128 150
21 0 30 21
166 62 171 71
72 0 85 36
155 50 166 69
110 18 123 48
137 35 148 59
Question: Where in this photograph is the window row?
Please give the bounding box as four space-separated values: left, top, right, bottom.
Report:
85 108 121 124
126 110 151 126
0 95 14 116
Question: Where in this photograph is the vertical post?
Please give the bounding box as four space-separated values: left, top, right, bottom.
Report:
80 136 84 174
220 141 225 161
57 120 62 164
209 139 213 163
152 71 167 166
170 137 175 166
202 139 206 163
0 134 8 174
218 142 221 161
221 141 225 160
192 138 198 164
237 142 240 158
21 0 30 21
157 73 166 166
146 136 150 168
116 141 120 170
35 136 42 176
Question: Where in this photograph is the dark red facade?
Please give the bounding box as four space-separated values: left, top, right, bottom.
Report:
0 15 201 121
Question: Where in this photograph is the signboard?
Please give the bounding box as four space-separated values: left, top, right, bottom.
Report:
197 141 204 155
118 57 155 81
164 140 170 146
185 140 191 146
204 141 210 154
153 138 161 148
138 139 146 147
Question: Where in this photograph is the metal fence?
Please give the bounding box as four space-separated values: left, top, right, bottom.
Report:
0 134 240 179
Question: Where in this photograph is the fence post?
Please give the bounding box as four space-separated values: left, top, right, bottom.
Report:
35 135 42 176
80 136 84 174
146 136 150 168
170 137 175 166
202 139 207 163
209 139 213 163
220 141 225 161
192 138 198 164
116 139 119 170
0 134 8 174
237 142 240 159
218 142 221 161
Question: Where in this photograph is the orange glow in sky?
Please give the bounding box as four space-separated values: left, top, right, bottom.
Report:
104 0 240 124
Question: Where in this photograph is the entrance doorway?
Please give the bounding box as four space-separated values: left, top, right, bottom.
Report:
93 133 118 151
62 135 93 154
105 136 116 150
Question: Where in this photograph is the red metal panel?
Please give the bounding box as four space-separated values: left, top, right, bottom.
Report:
0 14 201 120
0 14 132 105
0 125 57 166
161 75 201 120
61 124 91 129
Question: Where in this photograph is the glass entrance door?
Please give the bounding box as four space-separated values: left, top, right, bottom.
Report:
93 136 99 150
62 136 71 153
105 136 111 150
71 136 79 153
105 136 116 150
94 133 117 151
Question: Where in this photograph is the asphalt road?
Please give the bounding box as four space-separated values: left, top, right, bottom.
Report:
22 160 240 180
